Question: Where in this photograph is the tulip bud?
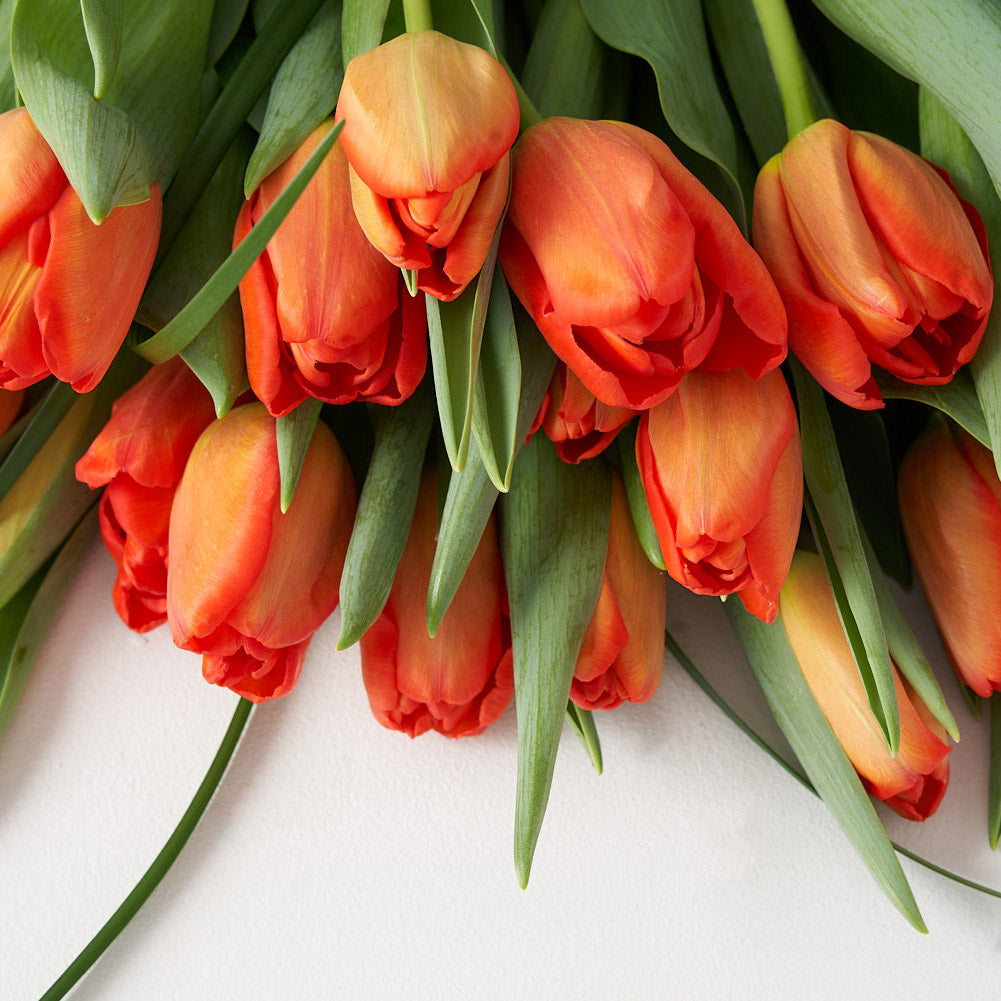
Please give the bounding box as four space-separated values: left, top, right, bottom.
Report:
167 404 356 702
898 419 1001 696
360 470 514 737
571 473 665 710
236 127 427 417
753 118 993 409
75 358 216 632
0 108 161 392
500 117 787 411
780 551 950 820
636 367 802 623
335 30 520 301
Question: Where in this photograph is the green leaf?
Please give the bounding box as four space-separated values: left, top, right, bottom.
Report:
578 0 742 202
807 0 1001 201
244 0 342 195
502 435 610 887
426 313 556 635
792 359 899 754
275 398 322 514
80 0 123 99
724 600 926 932
12 0 213 220
0 508 98 737
139 131 253 415
616 422 665 571
135 120 343 366
991 696 1001 850
207 0 251 66
565 701 603 774
874 369 990 449
337 381 435 649
0 0 15 111
341 0 391 64
471 268 521 492
521 0 604 119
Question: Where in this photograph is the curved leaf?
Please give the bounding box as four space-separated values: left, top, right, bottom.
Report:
81 0 123 98
565 701 603 774
341 0 391 64
874 369 990 448
276 398 322 514
616 423 665 571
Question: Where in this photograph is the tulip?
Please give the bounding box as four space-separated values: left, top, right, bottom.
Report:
499 117 788 411
753 118 993 410
236 127 427 417
635 367 802 623
0 108 161 392
898 419 1001 696
571 473 665 710
335 30 520 301
75 358 216 632
360 470 514 737
781 551 950 821
534 363 636 464
167 404 356 702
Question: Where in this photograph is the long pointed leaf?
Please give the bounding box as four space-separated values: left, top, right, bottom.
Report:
874 369 990 448
276 398 322 514
80 0 123 99
501 435 610 887
616 423 665 571
565 701 603 774
341 0 391 64
724 600 926 932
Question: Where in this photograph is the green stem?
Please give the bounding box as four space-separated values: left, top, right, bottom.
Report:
38 698 254 1001
402 0 433 32
750 0 816 139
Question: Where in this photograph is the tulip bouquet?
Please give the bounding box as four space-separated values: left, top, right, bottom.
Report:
5 0 1001 992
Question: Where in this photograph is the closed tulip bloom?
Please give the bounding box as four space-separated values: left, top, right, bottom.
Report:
335 30 519 302
500 117 788 411
236 128 427 416
753 119 993 410
571 473 665 710
168 404 356 702
898 419 1001 696
75 358 216 631
535 363 636 464
0 108 161 392
360 471 514 737
636 367 802 622
781 551 950 820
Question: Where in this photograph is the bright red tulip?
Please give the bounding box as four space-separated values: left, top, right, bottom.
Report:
75 358 215 631
360 470 514 737
571 473 665 710
898 419 1001 697
636 367 802 622
781 551 950 820
167 404 356 702
753 119 993 410
236 127 427 417
500 117 787 411
0 108 161 392
335 30 519 302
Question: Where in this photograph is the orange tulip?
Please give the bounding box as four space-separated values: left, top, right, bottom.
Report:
500 117 787 411
635 367 802 622
0 108 161 392
898 419 1001 696
781 551 950 821
236 127 427 416
167 404 356 702
360 470 514 737
571 473 665 710
335 30 519 301
75 358 216 632
753 119 993 410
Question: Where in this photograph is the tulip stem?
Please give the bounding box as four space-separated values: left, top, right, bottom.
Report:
402 0 433 32
37 698 254 1001
750 0 816 139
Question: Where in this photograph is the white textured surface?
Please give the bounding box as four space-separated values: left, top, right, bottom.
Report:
3 539 1001 1000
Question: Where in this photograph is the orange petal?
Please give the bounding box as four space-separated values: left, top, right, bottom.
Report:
0 108 65 245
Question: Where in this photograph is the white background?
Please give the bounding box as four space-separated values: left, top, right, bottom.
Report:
3 539 1001 1000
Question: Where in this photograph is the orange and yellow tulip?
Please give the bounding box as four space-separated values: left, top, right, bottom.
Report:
236 128 427 416
335 30 519 302
753 119 992 409
635 367 802 622
0 108 161 392
167 404 356 702
781 551 950 821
